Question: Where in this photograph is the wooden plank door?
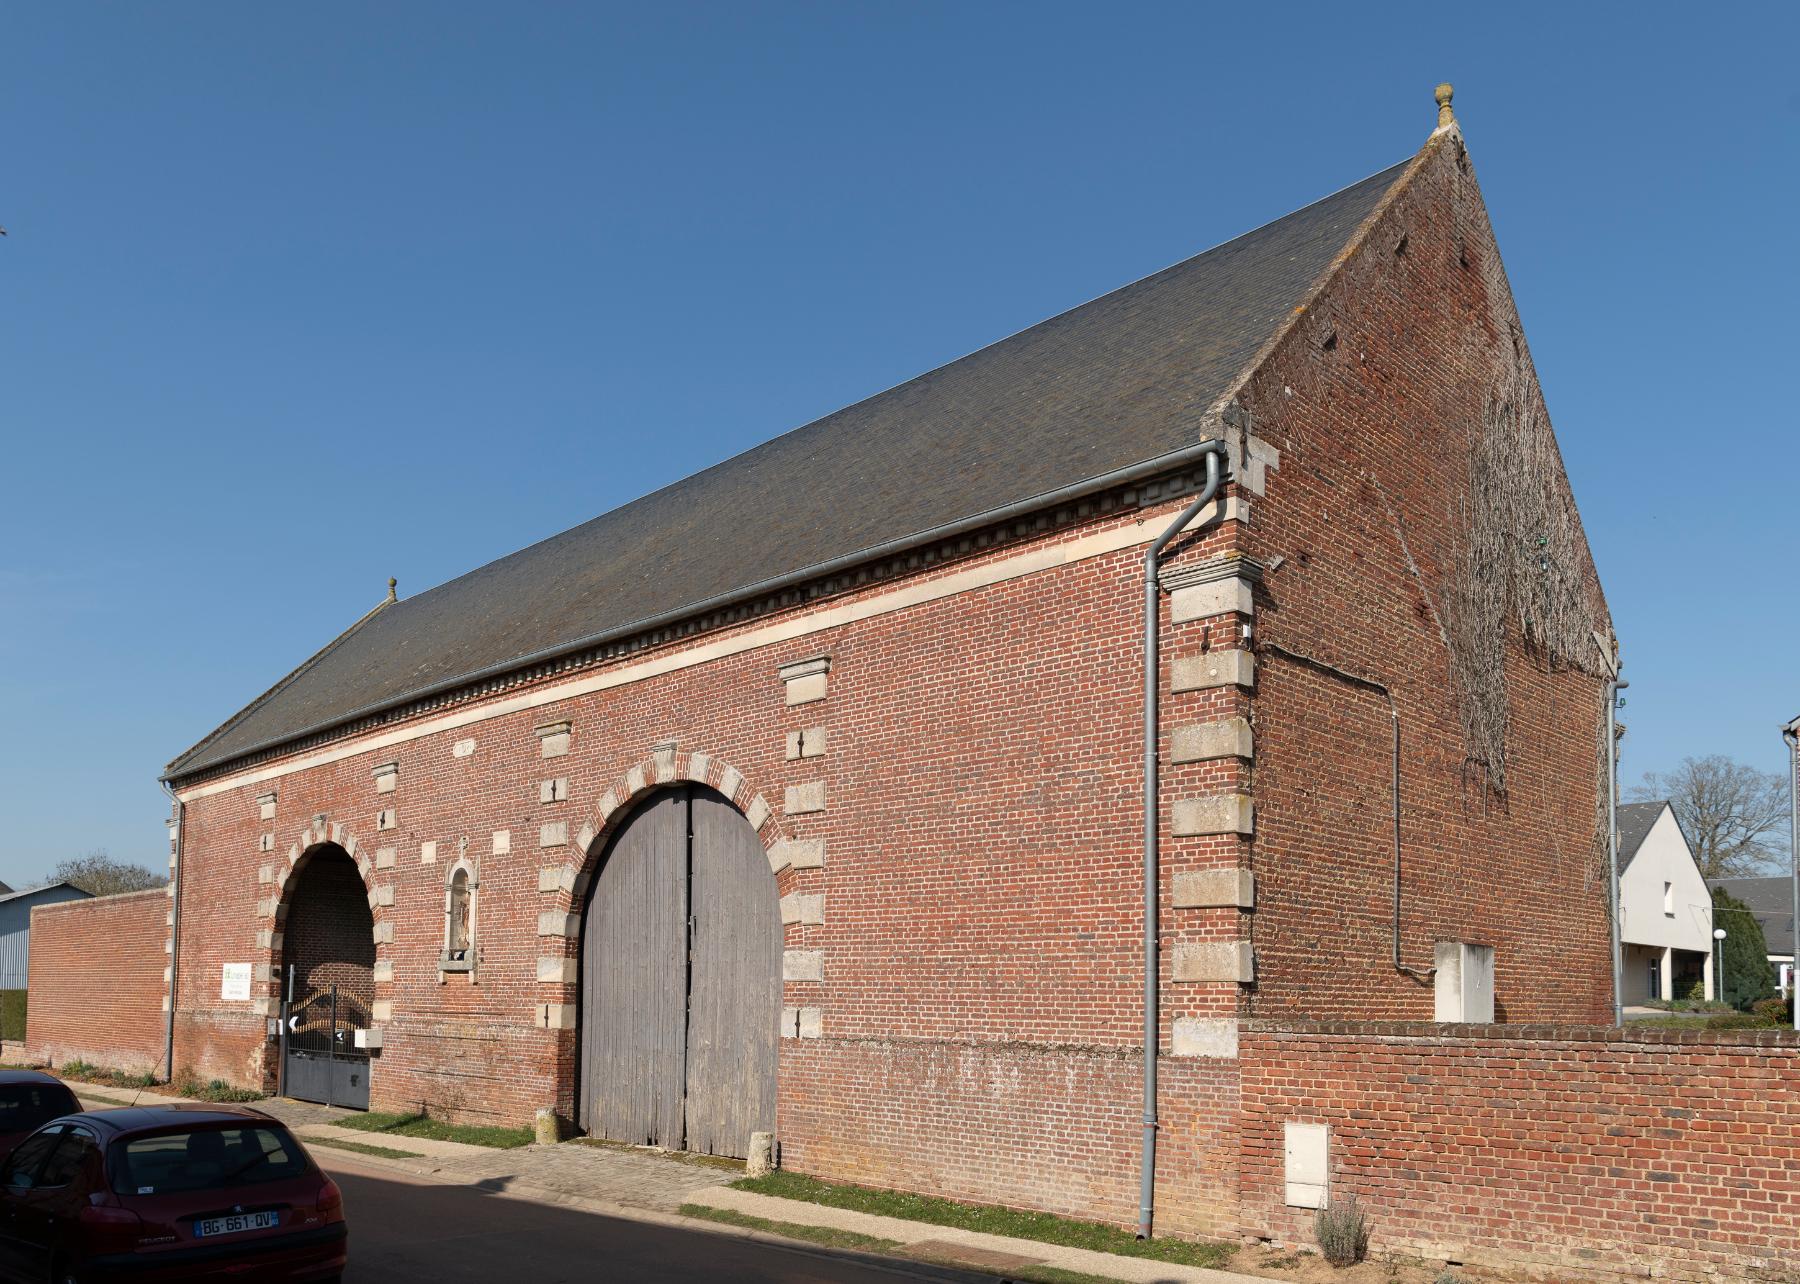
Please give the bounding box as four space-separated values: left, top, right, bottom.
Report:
580 790 688 1145
683 788 782 1158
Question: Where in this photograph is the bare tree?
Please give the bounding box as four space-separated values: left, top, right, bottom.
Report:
1629 756 1793 879
47 849 168 897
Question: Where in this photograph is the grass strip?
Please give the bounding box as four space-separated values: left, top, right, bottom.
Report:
333 1110 533 1149
304 1135 424 1160
732 1171 1232 1270
1006 1269 1130 1284
680 1203 904 1254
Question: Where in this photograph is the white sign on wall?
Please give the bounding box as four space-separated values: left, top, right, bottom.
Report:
220 963 252 1002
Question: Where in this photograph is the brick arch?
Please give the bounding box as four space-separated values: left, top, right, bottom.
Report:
568 748 787 904
257 817 392 1019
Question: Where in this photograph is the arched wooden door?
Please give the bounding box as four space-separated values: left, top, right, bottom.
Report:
579 786 780 1157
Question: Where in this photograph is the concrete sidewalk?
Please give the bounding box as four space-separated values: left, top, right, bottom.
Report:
686 1185 1262 1284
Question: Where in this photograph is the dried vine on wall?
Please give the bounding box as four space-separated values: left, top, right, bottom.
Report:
1441 350 1606 796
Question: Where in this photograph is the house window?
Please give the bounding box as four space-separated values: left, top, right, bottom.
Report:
442 864 476 973
1662 882 1674 916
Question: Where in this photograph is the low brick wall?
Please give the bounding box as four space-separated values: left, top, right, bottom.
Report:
778 1038 1240 1239
26 890 169 1075
1238 1021 1800 1281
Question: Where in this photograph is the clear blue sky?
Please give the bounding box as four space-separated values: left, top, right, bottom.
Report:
3 4 1795 888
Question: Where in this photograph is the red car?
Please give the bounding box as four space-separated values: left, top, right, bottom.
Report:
0 1104 346 1283
0 1073 80 1166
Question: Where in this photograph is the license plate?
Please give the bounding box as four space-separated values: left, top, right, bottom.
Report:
194 1211 279 1238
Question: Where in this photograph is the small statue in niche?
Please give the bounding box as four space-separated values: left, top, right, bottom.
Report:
446 867 472 961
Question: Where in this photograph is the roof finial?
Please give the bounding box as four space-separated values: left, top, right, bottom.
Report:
386 576 398 602
1434 82 1456 130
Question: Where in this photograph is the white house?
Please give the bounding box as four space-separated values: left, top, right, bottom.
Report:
1617 801 1715 1004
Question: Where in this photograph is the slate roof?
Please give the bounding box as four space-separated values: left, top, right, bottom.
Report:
167 157 1414 781
1708 876 1797 957
1616 800 1669 871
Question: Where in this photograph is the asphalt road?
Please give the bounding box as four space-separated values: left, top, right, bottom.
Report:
323 1156 974 1284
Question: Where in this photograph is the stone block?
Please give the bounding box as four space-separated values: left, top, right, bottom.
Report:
1172 1017 1240 1058
779 895 801 925
420 841 437 864
1170 577 1255 623
537 956 578 983
358 1027 384 1050
373 885 395 908
373 763 398 793
784 781 826 815
372 1000 394 1023
540 778 569 805
375 847 397 869
785 728 827 760
716 766 744 802
782 950 824 983
1171 941 1255 983
1171 649 1256 692
254 929 273 950
538 865 574 894
258 864 273 885
1170 718 1254 763
1172 794 1255 836
540 822 568 848
746 795 771 830
796 894 824 925
780 656 831 706
257 792 277 821
255 898 275 919
259 833 274 853
625 766 646 796
538 722 572 759
769 839 824 873
686 751 712 783
376 809 396 831
1172 868 1256 909
452 738 476 758
780 1006 799 1038
492 830 512 855
576 824 595 852
538 912 579 938
797 1007 823 1039
536 1003 577 1030
371 922 392 945
373 961 393 983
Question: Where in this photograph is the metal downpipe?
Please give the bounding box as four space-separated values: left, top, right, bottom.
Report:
1139 445 1226 1240
160 781 184 1083
1606 677 1628 1027
1784 719 1798 1033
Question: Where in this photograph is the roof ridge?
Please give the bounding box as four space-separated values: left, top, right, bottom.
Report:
162 590 398 778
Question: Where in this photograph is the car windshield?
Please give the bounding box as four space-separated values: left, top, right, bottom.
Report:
111 1125 308 1196
0 1085 76 1134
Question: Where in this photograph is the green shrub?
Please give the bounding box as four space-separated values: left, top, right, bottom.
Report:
0 991 26 1042
1316 1198 1371 1267
1752 997 1793 1025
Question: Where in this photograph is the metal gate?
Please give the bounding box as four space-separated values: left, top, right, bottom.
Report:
280 974 371 1110
579 786 780 1157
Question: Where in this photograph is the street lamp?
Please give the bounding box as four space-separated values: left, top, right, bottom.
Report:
1713 927 1728 1006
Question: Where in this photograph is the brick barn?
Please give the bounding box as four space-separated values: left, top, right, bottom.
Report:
157 94 1618 1236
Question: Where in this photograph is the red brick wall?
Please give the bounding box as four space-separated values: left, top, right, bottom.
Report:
1238 1022 1800 1282
26 890 169 1075
780 1040 1240 1238
1236 133 1614 1022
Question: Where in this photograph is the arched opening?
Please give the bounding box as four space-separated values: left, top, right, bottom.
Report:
280 844 376 1109
579 785 780 1157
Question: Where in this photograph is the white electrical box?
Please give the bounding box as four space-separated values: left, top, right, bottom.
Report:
1434 941 1495 1023
1283 1121 1330 1208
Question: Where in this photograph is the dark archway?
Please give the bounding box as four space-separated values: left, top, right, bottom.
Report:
281 844 376 1108
579 785 780 1157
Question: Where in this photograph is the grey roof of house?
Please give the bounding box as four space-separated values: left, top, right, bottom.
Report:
0 882 91 907
1615 800 1669 871
167 158 1413 781
1708 876 1797 957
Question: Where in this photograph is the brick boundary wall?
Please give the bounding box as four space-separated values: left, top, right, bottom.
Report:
1238 1021 1800 1281
25 889 170 1075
